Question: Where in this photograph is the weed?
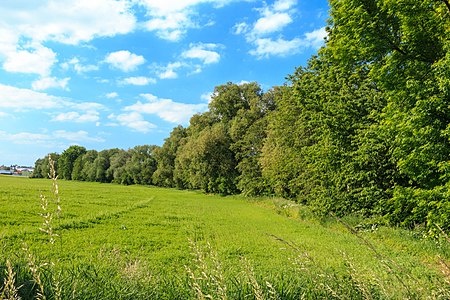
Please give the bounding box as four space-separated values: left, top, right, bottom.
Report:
0 260 21 300
186 239 227 300
38 155 61 245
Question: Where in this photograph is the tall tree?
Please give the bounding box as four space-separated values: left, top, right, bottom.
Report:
59 146 86 180
176 122 238 194
229 83 277 196
327 0 450 229
127 145 158 185
153 126 187 187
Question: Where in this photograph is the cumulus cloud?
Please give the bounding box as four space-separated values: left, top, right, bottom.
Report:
253 11 292 35
53 130 105 142
61 57 98 74
304 27 328 49
273 0 297 11
181 43 221 64
119 76 156 86
249 37 303 58
108 112 156 133
231 0 326 58
0 130 104 145
138 0 237 41
145 12 192 41
0 84 65 110
105 50 146 72
200 92 213 103
3 45 57 76
155 44 221 79
70 102 105 111
0 83 105 127
32 77 70 91
0 131 51 145
0 1 136 45
0 0 136 75
52 111 100 123
157 62 184 79
106 92 119 99
233 22 249 35
124 93 208 124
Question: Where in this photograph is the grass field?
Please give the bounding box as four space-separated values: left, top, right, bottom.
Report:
0 175 449 299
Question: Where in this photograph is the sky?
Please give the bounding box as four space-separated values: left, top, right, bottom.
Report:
0 0 329 166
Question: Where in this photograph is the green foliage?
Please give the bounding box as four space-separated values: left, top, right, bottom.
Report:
152 125 187 187
176 122 238 194
31 153 60 179
59 145 86 180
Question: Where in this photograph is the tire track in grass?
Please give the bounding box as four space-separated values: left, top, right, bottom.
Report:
0 198 155 241
57 197 155 231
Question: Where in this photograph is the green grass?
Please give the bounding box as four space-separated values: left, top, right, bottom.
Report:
0 175 449 299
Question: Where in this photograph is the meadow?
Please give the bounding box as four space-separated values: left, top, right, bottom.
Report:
0 175 449 299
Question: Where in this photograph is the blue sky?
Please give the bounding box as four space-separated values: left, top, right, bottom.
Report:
0 0 329 166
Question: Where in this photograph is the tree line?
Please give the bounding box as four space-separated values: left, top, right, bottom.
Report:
32 0 450 233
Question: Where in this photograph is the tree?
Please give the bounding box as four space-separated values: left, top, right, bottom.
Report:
175 122 238 194
153 126 187 187
31 153 60 178
127 145 158 185
229 84 277 196
108 149 132 185
59 146 86 180
326 0 450 230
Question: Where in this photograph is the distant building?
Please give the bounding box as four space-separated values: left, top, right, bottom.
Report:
0 165 34 176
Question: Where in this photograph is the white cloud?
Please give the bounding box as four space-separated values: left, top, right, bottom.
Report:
138 0 238 41
237 80 250 85
200 92 213 103
304 27 327 49
273 0 297 11
61 57 98 74
155 44 220 79
104 50 145 72
145 12 192 41
125 93 208 124
249 37 303 58
0 84 65 110
0 84 105 124
157 62 184 79
253 11 292 35
0 27 18 55
32 77 70 91
0 1 136 75
0 129 104 145
230 0 325 58
0 131 51 145
109 112 156 133
52 111 99 123
3 45 57 76
0 1 136 45
106 92 119 99
70 102 105 111
233 22 249 35
248 27 327 58
159 69 178 79
181 43 221 64
53 130 105 142
119 76 156 86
